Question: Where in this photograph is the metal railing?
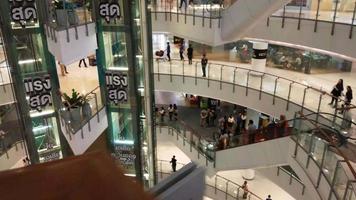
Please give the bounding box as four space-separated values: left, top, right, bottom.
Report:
277 166 306 195
153 58 356 133
156 119 216 165
44 0 94 42
156 159 263 200
59 86 104 140
270 1 356 38
150 0 224 28
213 174 263 200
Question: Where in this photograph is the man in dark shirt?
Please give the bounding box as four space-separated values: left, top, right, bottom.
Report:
187 44 193 64
170 155 177 172
201 54 208 77
166 42 171 61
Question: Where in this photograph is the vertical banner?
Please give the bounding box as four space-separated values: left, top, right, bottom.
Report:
105 70 128 105
23 74 53 112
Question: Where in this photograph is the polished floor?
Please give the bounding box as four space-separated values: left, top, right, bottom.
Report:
57 48 356 136
157 132 296 199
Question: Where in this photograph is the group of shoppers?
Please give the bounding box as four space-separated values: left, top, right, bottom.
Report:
329 79 353 113
157 104 178 122
165 41 209 77
212 110 288 149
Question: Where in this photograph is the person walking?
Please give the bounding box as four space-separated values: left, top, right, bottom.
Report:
340 86 353 114
166 42 171 61
79 58 88 68
173 104 178 120
168 104 174 121
58 61 68 76
179 0 187 9
170 155 177 172
247 120 257 144
179 42 184 61
329 79 344 107
200 108 208 127
201 54 208 77
208 109 216 126
241 111 247 130
241 181 249 199
159 106 165 122
187 44 193 64
266 195 272 200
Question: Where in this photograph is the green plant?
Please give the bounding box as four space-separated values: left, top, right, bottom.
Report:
62 89 84 108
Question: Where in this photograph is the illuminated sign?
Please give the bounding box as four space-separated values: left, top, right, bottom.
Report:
9 0 37 28
99 1 121 23
105 71 128 105
24 74 52 112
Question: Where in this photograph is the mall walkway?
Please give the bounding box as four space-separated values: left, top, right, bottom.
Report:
156 92 356 163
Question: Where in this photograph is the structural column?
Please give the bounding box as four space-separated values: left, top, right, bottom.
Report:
251 41 268 73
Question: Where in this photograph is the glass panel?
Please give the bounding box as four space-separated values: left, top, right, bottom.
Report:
17 34 49 74
333 162 349 199
322 147 339 182
103 31 128 70
33 116 62 163
310 135 325 164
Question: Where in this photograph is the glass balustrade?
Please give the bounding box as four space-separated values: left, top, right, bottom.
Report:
153 59 356 129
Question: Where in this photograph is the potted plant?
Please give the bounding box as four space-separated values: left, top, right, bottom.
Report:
62 89 83 123
81 94 92 120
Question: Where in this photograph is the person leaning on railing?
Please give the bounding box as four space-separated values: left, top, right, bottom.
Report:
276 114 288 138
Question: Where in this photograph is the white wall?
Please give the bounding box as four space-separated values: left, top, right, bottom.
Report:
46 23 98 66
215 137 290 170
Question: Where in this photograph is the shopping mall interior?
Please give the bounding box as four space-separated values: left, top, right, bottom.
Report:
0 0 356 199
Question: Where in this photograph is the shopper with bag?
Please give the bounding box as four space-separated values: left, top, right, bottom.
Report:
329 79 344 107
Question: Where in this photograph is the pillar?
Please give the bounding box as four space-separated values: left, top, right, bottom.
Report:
352 61 356 73
95 0 156 186
251 41 268 73
0 0 69 163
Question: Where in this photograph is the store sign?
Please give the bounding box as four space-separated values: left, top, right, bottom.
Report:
24 75 52 112
105 71 128 105
252 49 267 59
113 145 136 166
99 2 121 23
9 0 37 28
41 150 60 162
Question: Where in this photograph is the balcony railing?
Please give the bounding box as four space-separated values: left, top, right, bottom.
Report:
44 0 94 42
269 1 356 38
149 0 224 28
153 58 356 134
